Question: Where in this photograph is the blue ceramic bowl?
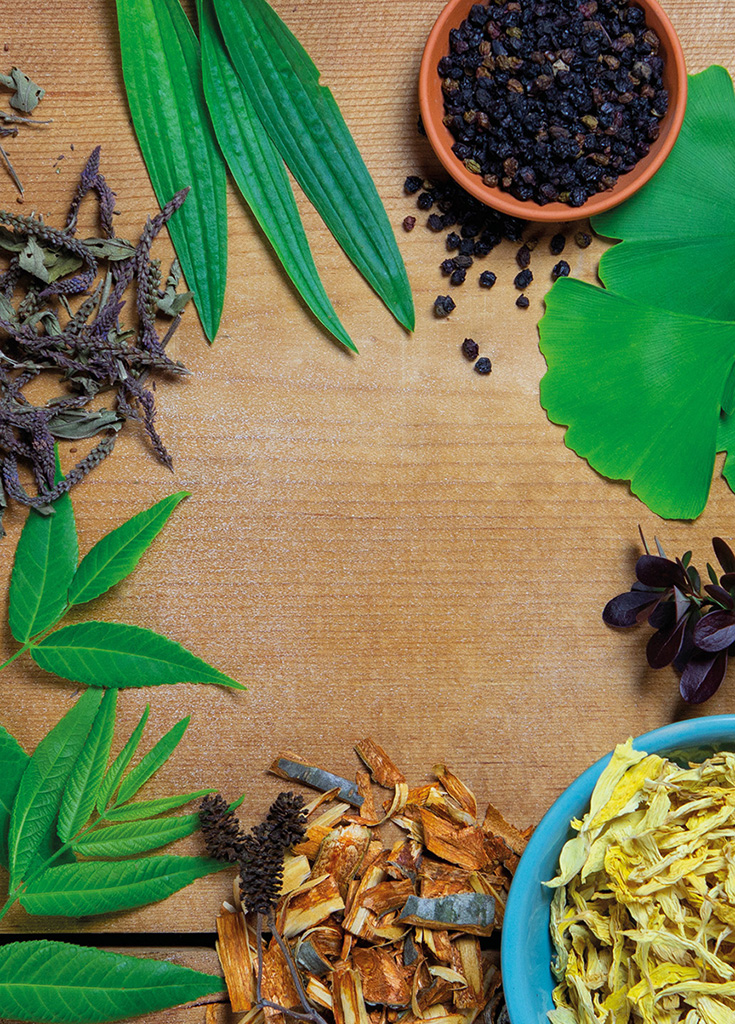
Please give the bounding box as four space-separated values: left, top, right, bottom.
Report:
501 715 735 1024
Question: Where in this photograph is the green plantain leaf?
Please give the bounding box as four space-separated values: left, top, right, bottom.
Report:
0 939 224 1022
8 689 102 886
213 0 414 332
116 0 227 341
115 716 189 805
20 854 227 917
197 0 357 353
96 705 149 814
103 789 214 822
70 812 203 858
57 690 117 843
0 725 28 869
9 456 77 643
31 621 244 689
68 492 189 606
539 67 735 520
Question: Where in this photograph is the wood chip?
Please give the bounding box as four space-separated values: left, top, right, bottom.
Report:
261 938 300 1024
351 946 412 1006
280 874 345 938
396 893 496 937
312 824 372 897
433 765 478 819
271 753 363 806
419 808 488 871
216 911 255 1012
481 800 530 856
354 739 406 788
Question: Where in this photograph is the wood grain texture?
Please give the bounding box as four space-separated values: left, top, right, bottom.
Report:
0 0 734 956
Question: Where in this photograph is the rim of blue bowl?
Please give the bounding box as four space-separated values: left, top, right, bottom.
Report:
501 715 735 1024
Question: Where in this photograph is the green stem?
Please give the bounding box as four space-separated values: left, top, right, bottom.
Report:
0 645 29 672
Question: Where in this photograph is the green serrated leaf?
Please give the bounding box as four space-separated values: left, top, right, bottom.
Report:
9 454 77 643
69 492 189 607
198 0 357 353
20 854 227 917
116 716 189 806
0 724 28 870
96 705 150 814
213 0 414 332
31 621 244 689
71 811 202 857
103 789 214 822
116 0 227 341
0 939 224 1023
8 689 102 886
57 689 117 844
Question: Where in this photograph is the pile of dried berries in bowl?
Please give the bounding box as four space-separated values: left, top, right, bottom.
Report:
206 738 531 1024
438 0 669 206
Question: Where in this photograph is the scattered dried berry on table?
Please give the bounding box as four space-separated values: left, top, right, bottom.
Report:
514 268 533 289
575 230 593 248
462 337 480 360
434 294 456 317
479 270 497 288
516 295 530 308
550 233 566 255
516 244 531 269
438 0 668 207
475 356 493 375
402 216 416 232
552 260 571 279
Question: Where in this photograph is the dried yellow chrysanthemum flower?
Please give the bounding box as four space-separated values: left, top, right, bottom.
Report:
545 739 735 1024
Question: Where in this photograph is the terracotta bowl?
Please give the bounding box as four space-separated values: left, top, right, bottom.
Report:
418 0 688 221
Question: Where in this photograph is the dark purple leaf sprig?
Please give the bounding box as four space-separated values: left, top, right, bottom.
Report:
603 532 735 704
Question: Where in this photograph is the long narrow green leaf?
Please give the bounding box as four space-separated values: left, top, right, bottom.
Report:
0 725 28 869
20 854 227 917
8 457 77 643
103 789 214 822
69 492 189 606
116 716 189 805
198 0 356 354
71 812 202 857
8 690 102 885
0 939 225 1022
116 0 227 341
96 704 150 814
57 690 117 843
31 621 244 689
213 0 414 331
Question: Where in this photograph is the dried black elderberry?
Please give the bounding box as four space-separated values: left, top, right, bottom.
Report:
434 294 456 317
552 260 571 280
462 337 479 360
438 0 668 207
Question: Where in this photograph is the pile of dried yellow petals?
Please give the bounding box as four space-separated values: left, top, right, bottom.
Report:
546 739 735 1024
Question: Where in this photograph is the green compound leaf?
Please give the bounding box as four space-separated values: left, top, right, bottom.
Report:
0 939 224 1023
9 459 77 643
70 812 203 858
539 67 735 521
19 854 227 917
116 0 227 341
116 716 189 805
69 492 189 607
213 0 414 332
57 689 117 843
96 705 150 814
103 789 214 822
31 621 244 690
0 725 28 869
198 0 357 353
8 689 102 886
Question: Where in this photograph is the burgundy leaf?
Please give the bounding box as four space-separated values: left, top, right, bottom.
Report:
680 651 728 704
603 591 659 627
713 537 735 575
693 610 735 652
646 615 688 669
648 600 676 631
719 572 735 590
635 555 687 590
704 584 735 610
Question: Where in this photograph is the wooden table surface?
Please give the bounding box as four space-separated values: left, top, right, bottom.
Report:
1 0 735 1020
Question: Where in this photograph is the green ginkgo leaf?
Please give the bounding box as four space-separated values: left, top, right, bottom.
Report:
538 67 735 521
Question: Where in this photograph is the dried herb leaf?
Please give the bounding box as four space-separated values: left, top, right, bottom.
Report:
116 0 227 341
19 854 227 917
0 68 45 113
31 620 244 689
68 491 188 606
0 939 224 1023
213 0 414 332
198 0 356 353
539 68 735 520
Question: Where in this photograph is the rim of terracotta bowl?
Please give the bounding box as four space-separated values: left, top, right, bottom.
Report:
418 0 688 221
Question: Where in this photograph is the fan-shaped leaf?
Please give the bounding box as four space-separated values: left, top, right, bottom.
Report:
20 854 227 917
116 716 189 805
0 939 224 1023
31 621 244 689
58 689 117 843
69 492 189 607
96 705 149 814
0 725 28 869
8 689 102 885
116 0 227 341
213 0 414 332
